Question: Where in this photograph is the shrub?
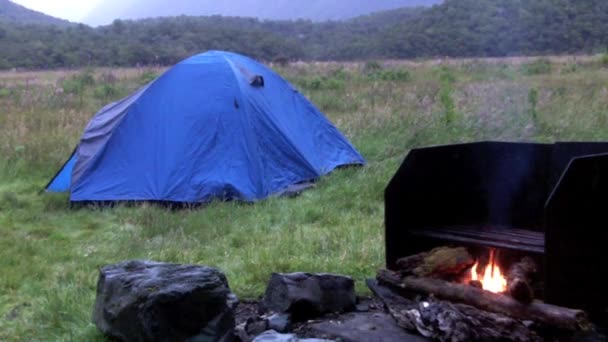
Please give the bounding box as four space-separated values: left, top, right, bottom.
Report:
298 76 344 91
0 86 11 98
440 84 457 126
560 63 579 74
100 72 118 84
302 77 322 90
94 84 120 100
313 92 359 113
73 69 96 87
436 66 458 126
62 70 96 95
437 66 457 84
601 53 608 66
368 69 411 82
139 70 159 85
528 88 539 121
521 59 552 75
363 60 383 73
323 78 344 90
272 56 289 67
61 78 83 95
329 67 350 81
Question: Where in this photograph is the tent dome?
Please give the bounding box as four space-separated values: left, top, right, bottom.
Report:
46 50 365 203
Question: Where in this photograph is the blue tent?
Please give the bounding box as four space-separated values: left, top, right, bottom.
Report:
46 51 365 203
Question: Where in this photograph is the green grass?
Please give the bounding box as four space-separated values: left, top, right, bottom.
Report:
2 55 608 340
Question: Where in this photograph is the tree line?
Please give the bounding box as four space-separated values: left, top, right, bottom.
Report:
0 0 607 69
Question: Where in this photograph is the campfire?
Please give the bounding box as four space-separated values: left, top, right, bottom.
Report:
378 141 608 340
468 249 507 294
372 246 592 341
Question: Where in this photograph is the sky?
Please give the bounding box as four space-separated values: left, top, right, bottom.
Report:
11 0 102 22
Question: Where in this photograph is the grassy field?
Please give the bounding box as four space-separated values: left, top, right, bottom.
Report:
1 55 608 340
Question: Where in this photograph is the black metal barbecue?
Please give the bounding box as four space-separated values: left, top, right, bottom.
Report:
384 141 608 322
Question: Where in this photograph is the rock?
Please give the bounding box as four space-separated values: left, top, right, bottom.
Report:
252 330 333 342
235 322 250 342
356 303 370 313
268 313 291 333
92 260 237 342
246 318 269 337
261 273 356 320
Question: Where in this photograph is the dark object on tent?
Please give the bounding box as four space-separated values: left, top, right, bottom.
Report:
384 141 608 324
46 51 365 203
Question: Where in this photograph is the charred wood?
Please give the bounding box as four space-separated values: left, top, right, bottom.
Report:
377 269 591 332
395 247 474 279
507 257 537 303
469 280 483 289
366 279 417 331
368 278 541 342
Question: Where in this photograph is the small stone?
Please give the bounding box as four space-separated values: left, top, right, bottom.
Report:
523 320 535 328
355 303 370 312
246 318 269 336
252 330 298 342
268 313 291 333
252 330 334 342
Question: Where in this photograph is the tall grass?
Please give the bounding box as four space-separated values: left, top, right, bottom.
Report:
2 55 608 340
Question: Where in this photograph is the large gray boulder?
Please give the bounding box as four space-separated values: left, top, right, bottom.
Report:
261 273 356 320
92 260 238 342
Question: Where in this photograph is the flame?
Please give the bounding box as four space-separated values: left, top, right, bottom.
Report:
470 249 507 293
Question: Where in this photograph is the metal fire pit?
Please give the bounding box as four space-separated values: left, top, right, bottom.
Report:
384 141 608 322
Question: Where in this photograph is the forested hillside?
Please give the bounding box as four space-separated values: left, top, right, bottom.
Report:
384 0 608 58
0 0 607 69
84 0 442 25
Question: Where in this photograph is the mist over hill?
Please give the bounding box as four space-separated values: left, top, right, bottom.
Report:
0 0 71 26
84 0 442 26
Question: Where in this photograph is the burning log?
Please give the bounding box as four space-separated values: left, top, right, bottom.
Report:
507 257 537 303
468 280 483 289
377 269 591 332
395 247 474 279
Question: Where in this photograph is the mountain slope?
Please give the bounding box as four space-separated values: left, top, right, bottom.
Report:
0 0 71 26
85 0 442 26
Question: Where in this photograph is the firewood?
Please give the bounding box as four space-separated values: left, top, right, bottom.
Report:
395 247 474 279
395 252 427 272
469 280 482 289
367 279 541 342
377 269 591 332
507 257 537 303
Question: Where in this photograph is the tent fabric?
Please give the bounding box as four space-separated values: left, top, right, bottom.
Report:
46 50 365 203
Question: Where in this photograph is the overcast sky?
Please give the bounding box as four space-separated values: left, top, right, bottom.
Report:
12 0 101 22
